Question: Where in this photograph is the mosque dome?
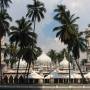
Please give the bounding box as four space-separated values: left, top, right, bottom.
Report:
37 52 51 65
60 55 71 69
15 59 27 68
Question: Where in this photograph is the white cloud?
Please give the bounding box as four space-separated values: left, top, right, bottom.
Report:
37 37 67 52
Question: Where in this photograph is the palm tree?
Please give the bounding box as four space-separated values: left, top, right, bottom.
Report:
9 17 37 76
26 0 46 68
53 5 78 44
0 9 12 68
4 43 17 68
26 0 46 32
0 1 12 83
22 45 39 78
18 45 42 80
71 32 87 83
22 47 33 78
47 49 57 64
53 4 86 83
10 17 37 48
0 0 12 11
23 46 42 76
35 46 42 57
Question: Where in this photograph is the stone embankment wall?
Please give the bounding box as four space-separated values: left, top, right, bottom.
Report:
0 85 90 90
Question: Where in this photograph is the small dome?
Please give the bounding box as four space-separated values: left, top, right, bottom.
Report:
15 59 27 68
37 52 51 65
60 55 71 69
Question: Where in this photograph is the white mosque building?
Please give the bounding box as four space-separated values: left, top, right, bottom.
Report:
3 52 87 84
3 52 74 77
1 32 90 84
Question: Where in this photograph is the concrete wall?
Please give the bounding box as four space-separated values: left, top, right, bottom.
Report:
0 85 90 90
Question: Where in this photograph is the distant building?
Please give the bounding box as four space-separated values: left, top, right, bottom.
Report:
84 24 90 71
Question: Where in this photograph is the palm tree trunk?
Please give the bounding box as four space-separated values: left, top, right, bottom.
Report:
16 59 20 77
27 64 30 84
0 39 1 69
75 59 86 84
33 17 36 32
24 63 28 78
0 39 2 84
32 17 36 70
68 50 71 84
27 64 30 77
69 56 71 84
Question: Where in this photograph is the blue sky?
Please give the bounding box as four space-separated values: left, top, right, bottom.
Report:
6 0 90 58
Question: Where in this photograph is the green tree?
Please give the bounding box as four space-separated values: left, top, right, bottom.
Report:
47 49 57 63
53 4 87 83
71 32 87 83
0 1 12 81
26 0 46 32
21 45 40 78
35 47 42 57
9 17 37 76
0 0 12 11
0 9 12 68
72 33 87 60
26 0 46 69
10 17 37 48
53 5 78 44
4 43 17 68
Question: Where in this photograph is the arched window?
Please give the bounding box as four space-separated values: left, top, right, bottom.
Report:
19 75 24 84
9 75 13 84
3 75 8 84
14 75 18 84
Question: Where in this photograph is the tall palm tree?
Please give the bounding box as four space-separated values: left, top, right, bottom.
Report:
22 45 40 78
0 0 12 11
71 32 87 83
53 5 78 44
26 0 46 68
0 9 12 68
9 17 37 76
53 4 86 83
0 1 12 82
10 17 37 48
19 45 42 80
26 0 46 32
